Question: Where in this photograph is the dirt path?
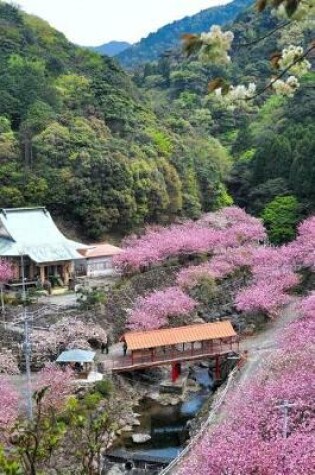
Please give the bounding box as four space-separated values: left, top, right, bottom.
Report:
238 300 298 383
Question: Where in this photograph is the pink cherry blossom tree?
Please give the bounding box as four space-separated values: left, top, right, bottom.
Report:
31 318 108 358
177 244 256 289
279 292 315 351
284 216 315 270
0 365 75 473
0 365 73 436
0 349 20 375
179 299 315 475
33 364 74 412
0 377 19 431
119 210 315 325
0 259 13 314
114 207 265 273
127 287 197 330
234 218 315 315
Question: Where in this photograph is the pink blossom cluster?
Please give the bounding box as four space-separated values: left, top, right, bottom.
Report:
31 317 107 355
115 207 266 272
32 364 74 412
300 292 315 319
234 217 315 315
0 365 74 434
235 246 299 314
177 245 256 288
177 243 299 314
121 211 315 324
127 287 197 330
283 216 315 270
180 303 315 475
176 262 216 289
0 259 13 282
0 348 20 375
199 206 265 232
235 280 295 313
279 293 315 351
177 215 315 317
0 377 19 430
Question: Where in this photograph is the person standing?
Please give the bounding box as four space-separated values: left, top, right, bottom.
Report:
101 342 109 354
123 341 127 356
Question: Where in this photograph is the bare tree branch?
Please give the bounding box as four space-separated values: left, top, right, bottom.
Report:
246 42 315 100
236 21 292 48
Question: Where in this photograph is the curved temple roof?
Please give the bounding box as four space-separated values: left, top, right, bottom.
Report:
0 207 85 263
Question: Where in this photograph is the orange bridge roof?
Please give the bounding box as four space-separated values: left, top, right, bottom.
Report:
122 321 236 351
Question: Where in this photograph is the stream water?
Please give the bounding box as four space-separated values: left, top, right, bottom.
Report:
115 366 214 463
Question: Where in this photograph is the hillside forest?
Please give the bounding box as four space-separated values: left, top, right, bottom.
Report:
0 1 314 473
0 0 314 245
0 1 232 240
130 3 314 243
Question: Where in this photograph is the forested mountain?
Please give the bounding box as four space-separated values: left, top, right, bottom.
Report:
91 41 131 57
133 6 315 233
0 1 231 239
117 0 253 68
0 0 313 243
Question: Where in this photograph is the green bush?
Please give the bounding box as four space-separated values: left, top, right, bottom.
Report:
189 275 217 305
95 379 112 397
261 195 301 245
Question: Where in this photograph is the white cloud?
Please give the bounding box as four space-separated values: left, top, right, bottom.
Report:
10 0 230 45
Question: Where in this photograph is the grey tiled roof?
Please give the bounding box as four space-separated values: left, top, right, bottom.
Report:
0 207 86 263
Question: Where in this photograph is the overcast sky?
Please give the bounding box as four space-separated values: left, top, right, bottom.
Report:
11 0 229 46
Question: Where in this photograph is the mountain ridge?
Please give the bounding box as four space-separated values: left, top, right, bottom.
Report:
91 40 131 57
117 0 253 67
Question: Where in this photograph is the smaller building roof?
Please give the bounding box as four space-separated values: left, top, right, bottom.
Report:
122 321 236 351
79 243 122 258
56 349 95 363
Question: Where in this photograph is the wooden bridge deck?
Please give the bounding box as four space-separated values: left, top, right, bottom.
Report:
101 340 239 373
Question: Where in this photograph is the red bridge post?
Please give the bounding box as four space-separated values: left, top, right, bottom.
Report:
171 362 181 382
215 355 221 381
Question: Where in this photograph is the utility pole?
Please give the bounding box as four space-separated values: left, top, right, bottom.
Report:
277 399 298 475
1 283 6 328
277 399 297 439
21 253 33 421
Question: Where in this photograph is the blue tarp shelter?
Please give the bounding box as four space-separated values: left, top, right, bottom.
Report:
56 349 95 363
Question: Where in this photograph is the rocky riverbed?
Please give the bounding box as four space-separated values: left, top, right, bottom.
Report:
104 363 218 474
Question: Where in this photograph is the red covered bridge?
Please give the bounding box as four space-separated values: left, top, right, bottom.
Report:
104 321 239 380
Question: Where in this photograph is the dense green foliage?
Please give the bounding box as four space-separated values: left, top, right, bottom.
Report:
117 0 253 67
229 84 315 216
132 5 314 223
0 0 313 239
0 1 231 239
261 195 301 244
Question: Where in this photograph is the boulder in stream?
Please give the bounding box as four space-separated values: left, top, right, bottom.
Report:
132 433 152 444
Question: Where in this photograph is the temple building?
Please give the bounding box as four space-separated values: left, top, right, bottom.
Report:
76 243 122 278
0 207 85 288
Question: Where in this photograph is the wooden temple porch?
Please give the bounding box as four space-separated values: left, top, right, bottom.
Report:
6 257 74 288
103 321 239 379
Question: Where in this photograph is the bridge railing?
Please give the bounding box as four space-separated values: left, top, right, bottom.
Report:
104 338 239 371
